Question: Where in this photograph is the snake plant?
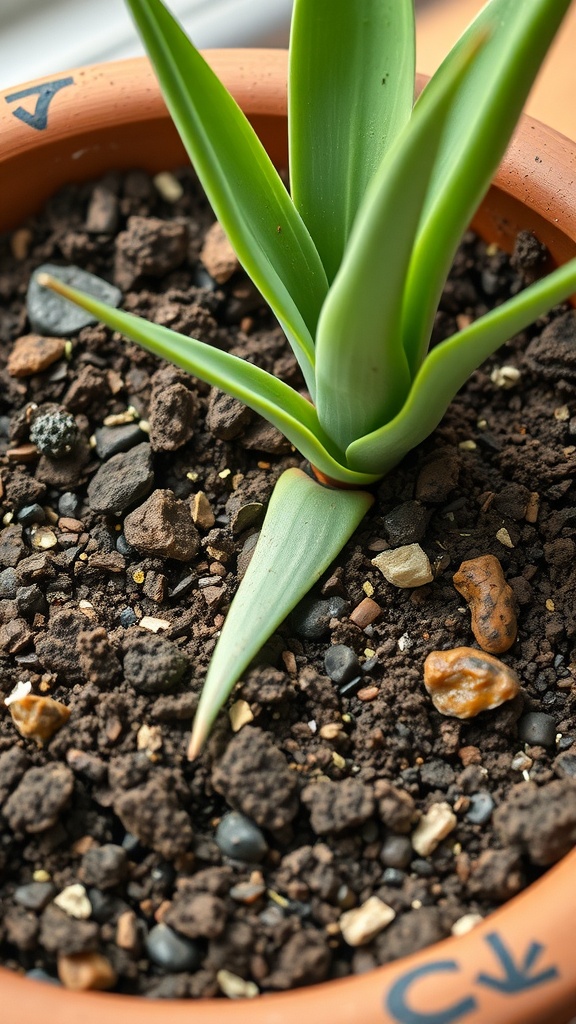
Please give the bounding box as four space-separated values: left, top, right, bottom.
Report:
40 0 576 758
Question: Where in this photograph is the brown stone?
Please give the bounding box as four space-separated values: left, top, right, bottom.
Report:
57 951 117 991
9 694 71 744
124 489 199 561
423 647 521 719
349 597 381 628
200 221 240 283
453 554 517 654
7 334 66 377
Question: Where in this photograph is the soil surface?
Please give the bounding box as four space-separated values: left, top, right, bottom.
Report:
0 166 575 998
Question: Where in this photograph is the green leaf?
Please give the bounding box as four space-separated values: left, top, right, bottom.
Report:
313 26 488 454
289 0 414 283
347 258 576 475
401 0 574 376
38 273 379 487
188 468 373 758
125 0 329 394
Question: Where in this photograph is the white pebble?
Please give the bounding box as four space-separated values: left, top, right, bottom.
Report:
4 680 32 706
411 802 457 856
139 616 170 633
451 913 483 936
54 883 92 919
229 700 254 732
490 365 520 389
339 896 396 946
153 171 184 202
371 544 433 588
217 969 259 999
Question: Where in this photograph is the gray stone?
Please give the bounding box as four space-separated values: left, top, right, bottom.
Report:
465 791 495 825
81 844 128 889
518 711 557 748
145 923 201 972
87 442 154 515
215 811 269 863
383 501 431 546
94 424 148 460
28 264 122 337
323 645 361 685
14 881 57 911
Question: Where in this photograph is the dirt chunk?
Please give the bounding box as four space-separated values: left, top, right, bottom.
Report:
373 780 417 833
494 778 576 865
524 309 576 384
265 929 331 990
0 747 31 803
148 366 199 451
113 772 194 859
123 632 189 694
373 907 451 964
3 763 74 834
40 904 98 956
123 489 199 561
114 215 188 288
301 778 375 835
467 848 525 901
164 891 228 939
212 726 299 832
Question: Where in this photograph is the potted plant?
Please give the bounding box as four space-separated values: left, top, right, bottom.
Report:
1 0 576 1021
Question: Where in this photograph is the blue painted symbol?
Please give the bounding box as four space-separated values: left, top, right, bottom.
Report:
476 933 559 994
5 77 74 131
385 961 477 1024
384 932 560 1024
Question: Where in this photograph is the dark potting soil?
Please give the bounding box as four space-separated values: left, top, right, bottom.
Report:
0 166 575 998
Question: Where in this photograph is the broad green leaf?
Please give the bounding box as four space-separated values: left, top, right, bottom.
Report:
289 0 414 283
125 0 329 394
188 468 373 758
402 0 574 376
347 257 576 475
38 274 379 486
313 27 488 454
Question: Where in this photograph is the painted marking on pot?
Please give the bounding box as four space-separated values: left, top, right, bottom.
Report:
4 77 74 131
384 931 559 1024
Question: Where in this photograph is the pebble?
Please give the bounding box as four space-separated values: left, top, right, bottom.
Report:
411 802 457 856
324 644 361 685
229 699 254 732
518 711 557 748
87 442 154 515
349 597 381 628
93 423 147 460
553 750 576 779
116 910 140 952
57 952 117 991
30 526 58 550
201 221 241 283
380 835 413 870
451 913 483 936
511 751 533 772
28 264 122 336
0 567 18 598
339 676 364 697
339 896 396 946
291 596 346 639
215 811 269 863
217 969 259 999
382 500 431 545
465 791 495 825
58 491 80 517
357 685 379 701
145 923 201 972
381 868 405 888
453 555 517 654
29 407 79 458
372 544 433 588
86 183 119 233
9 694 71 743
124 488 199 561
191 491 215 530
14 881 57 911
119 607 138 628
17 503 45 526
7 334 66 377
53 884 92 919
423 647 520 718
153 171 184 202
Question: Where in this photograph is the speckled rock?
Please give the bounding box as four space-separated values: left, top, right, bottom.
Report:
123 489 199 561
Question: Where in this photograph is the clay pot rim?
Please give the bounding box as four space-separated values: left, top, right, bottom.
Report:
1 51 575 1024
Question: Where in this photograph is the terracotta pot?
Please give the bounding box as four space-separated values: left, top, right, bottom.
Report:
1 51 575 1024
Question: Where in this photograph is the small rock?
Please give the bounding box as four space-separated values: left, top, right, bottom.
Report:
380 835 413 870
9 694 71 743
14 881 57 911
7 334 66 377
424 647 520 718
201 222 240 283
29 406 79 458
217 969 259 999
451 913 483 936
93 423 147 460
116 910 140 952
85 183 119 234
229 699 254 732
215 811 268 863
372 544 433 588
145 923 201 972
453 555 517 654
465 791 495 825
124 488 199 561
29 264 122 336
87 442 154 515
518 711 557 748
301 778 375 835
324 645 361 685
191 491 215 530
340 896 396 946
54 884 92 920
415 448 459 503
57 952 117 991
17 504 45 526
382 501 431 546
411 802 457 856
349 597 381 628
114 216 188 289
553 749 576 779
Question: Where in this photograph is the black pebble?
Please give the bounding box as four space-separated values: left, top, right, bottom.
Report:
324 644 361 685
215 811 268 863
146 923 201 972
518 711 557 748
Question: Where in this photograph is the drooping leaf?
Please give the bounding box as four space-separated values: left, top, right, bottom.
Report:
125 0 329 394
401 0 574 376
188 468 373 758
347 258 576 475
289 0 415 283
38 273 379 486
313 27 489 454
